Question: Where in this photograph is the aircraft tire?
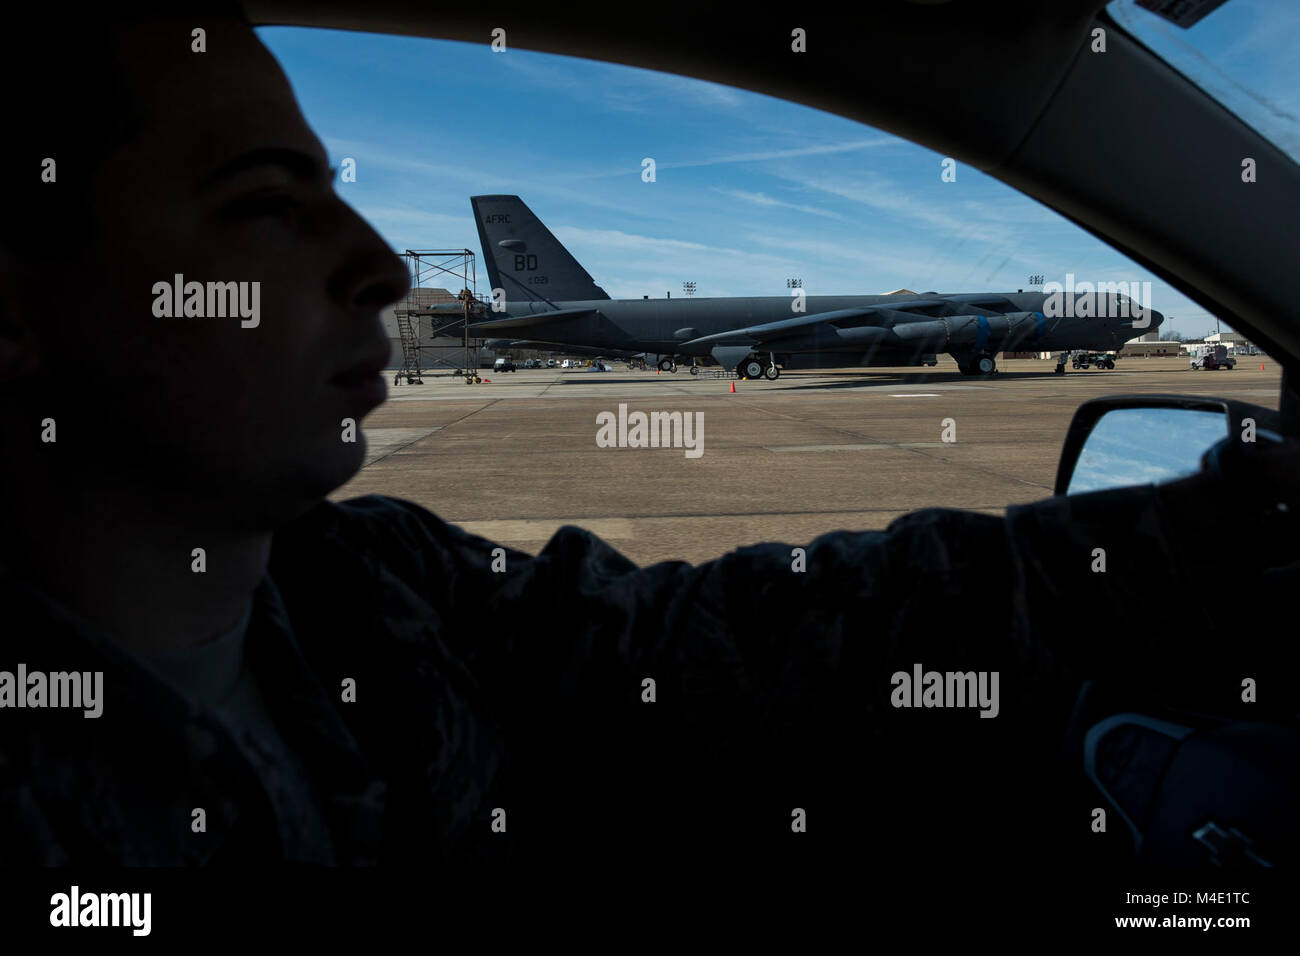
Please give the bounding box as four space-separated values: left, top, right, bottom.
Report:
764 365 780 381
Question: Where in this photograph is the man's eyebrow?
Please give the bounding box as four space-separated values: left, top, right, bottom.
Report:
197 147 329 192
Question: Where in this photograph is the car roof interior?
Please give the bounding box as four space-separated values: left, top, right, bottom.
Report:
245 0 1300 424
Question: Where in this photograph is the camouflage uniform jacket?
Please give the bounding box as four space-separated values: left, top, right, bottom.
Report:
0 482 1288 867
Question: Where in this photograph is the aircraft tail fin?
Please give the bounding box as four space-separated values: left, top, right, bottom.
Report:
471 195 610 304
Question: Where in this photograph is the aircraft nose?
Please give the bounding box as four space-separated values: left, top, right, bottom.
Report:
1122 305 1162 341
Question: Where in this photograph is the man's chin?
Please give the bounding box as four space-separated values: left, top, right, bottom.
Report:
293 437 368 498
233 438 369 529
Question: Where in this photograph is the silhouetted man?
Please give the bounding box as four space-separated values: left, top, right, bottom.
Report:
1 6 1295 871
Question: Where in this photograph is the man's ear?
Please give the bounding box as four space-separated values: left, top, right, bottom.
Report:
0 248 43 381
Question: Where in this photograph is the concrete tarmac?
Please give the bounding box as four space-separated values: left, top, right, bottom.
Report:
332 356 1282 566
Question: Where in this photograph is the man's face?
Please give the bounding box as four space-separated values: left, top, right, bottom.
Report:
42 20 409 527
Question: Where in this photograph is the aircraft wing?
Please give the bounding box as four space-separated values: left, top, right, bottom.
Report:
467 307 602 334
484 339 642 358
682 299 1046 373
679 300 949 349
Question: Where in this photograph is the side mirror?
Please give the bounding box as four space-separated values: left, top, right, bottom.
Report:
1054 396 1280 495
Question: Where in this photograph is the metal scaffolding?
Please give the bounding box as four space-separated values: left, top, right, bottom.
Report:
393 249 493 383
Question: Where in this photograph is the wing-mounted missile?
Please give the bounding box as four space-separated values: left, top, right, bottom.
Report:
678 304 1046 357
760 325 893 351
940 311 1044 351
681 307 919 353
1001 311 1046 348
889 318 950 346
889 311 1044 352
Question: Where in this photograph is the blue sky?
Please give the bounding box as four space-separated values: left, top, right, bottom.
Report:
258 0 1297 340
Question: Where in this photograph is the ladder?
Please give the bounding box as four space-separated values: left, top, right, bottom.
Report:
396 311 423 384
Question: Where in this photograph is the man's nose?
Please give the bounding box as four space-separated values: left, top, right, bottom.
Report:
328 203 412 313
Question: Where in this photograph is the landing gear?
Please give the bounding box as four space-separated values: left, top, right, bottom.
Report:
959 355 997 376
658 358 676 373
689 365 699 375
733 354 782 380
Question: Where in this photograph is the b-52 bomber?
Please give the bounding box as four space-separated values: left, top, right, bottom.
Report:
469 195 1162 379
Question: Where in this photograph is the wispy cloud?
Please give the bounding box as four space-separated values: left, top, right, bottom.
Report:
780 171 1016 243
494 53 591 93
711 187 844 220
494 50 748 113
553 225 752 261
577 138 897 178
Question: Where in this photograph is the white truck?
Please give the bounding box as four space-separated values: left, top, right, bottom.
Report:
1191 344 1235 370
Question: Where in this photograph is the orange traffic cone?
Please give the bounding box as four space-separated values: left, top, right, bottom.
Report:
730 380 736 393
657 368 660 375
1262 363 1266 370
